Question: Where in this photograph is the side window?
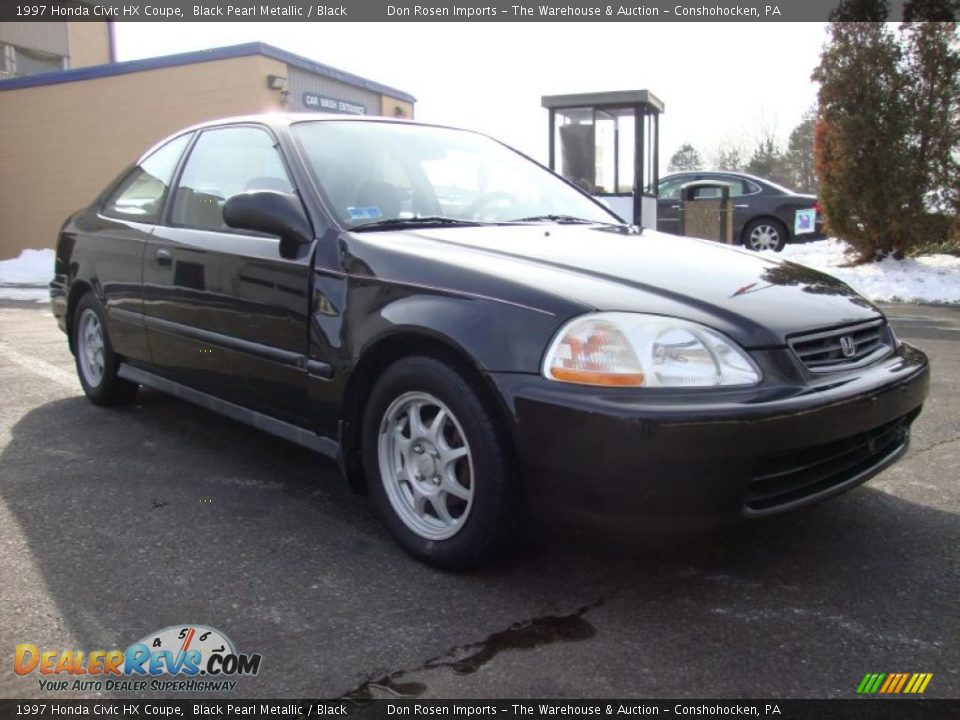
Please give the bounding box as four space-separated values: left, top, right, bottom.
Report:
171 127 294 231
657 177 688 200
743 179 762 195
102 134 191 223
703 176 751 197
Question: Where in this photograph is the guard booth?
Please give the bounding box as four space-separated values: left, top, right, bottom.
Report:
542 90 664 228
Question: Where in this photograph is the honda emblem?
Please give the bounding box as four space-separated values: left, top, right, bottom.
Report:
840 336 856 358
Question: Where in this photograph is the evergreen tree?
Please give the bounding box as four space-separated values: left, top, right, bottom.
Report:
668 143 703 172
812 19 914 260
784 109 818 193
828 0 890 21
745 136 791 187
902 0 956 22
900 7 960 223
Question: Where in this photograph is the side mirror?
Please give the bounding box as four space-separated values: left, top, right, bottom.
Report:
223 191 313 259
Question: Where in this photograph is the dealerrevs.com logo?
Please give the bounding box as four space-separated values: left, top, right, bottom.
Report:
15 625 262 693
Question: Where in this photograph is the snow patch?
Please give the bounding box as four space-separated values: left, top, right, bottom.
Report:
0 248 54 284
760 238 960 305
0 248 54 302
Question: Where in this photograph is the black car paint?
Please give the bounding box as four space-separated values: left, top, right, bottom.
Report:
51 115 928 526
656 170 826 245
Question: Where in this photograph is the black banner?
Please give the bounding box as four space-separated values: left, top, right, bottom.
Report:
0 0 954 23
1 700 960 720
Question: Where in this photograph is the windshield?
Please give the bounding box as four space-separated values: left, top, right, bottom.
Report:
291 121 623 230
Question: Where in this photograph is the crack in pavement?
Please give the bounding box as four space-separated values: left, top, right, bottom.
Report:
909 434 960 457
339 594 612 701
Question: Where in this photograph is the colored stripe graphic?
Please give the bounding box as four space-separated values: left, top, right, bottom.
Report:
906 673 933 694
857 672 932 694
857 673 885 694
893 673 910 693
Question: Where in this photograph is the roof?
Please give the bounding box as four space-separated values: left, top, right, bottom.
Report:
663 170 768 180
541 90 664 113
171 112 423 133
133 113 467 164
660 170 806 195
0 42 416 103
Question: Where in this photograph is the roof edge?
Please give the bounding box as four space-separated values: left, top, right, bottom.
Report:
0 41 416 103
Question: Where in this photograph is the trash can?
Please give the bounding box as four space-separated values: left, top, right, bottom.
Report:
679 181 734 244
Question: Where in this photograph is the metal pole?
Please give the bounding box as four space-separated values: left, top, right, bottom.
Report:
548 109 556 171
613 113 619 195
653 111 660 192
634 106 643 227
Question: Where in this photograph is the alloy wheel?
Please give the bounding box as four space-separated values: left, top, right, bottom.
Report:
77 308 106 387
748 224 781 251
377 391 474 540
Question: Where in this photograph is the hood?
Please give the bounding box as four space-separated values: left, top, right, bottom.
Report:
352 225 881 348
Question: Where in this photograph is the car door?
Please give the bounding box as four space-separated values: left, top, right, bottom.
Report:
655 175 690 234
143 125 314 426
89 133 192 363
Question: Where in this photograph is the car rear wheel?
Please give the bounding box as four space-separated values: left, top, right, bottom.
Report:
744 219 787 252
362 356 519 569
73 293 139 406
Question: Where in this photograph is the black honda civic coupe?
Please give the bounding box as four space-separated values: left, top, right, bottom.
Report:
51 115 929 568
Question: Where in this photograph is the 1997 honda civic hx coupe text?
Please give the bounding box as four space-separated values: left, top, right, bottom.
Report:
51 115 929 568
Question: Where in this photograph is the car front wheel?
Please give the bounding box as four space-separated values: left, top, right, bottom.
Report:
362 356 519 569
744 219 787 252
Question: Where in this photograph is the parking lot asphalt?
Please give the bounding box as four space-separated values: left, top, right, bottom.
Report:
0 300 957 700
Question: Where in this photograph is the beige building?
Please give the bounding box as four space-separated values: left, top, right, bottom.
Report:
0 36 416 259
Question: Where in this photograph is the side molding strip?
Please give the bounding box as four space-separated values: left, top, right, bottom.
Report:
108 308 333 378
117 363 339 459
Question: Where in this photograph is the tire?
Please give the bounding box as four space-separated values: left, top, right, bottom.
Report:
362 355 520 569
72 292 139 406
743 218 788 252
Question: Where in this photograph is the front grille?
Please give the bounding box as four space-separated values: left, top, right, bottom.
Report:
788 319 893 372
745 415 910 513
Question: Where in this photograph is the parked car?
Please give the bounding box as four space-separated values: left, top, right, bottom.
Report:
51 115 928 569
656 170 825 251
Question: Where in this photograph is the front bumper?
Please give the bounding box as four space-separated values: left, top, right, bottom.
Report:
490 343 929 530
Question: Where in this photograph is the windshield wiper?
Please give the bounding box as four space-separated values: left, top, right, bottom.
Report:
510 214 609 225
350 216 484 232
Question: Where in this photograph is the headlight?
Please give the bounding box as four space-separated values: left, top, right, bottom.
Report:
543 312 761 388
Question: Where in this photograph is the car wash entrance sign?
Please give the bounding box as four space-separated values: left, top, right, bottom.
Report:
302 92 366 115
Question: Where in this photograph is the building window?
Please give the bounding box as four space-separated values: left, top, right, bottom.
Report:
0 44 14 78
0 42 66 78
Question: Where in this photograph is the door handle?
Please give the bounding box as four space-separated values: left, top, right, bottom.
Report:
670 204 680 210
155 249 173 268
734 204 750 208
